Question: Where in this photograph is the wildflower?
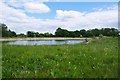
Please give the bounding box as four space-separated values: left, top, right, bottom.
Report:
69 62 71 64
56 55 58 57
105 53 108 55
74 67 77 70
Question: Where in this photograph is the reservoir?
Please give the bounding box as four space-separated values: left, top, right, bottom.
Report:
2 40 84 45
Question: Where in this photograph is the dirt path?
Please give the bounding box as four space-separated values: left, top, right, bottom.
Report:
0 37 91 41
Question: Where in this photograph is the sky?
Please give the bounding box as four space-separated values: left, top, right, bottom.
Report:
0 0 119 34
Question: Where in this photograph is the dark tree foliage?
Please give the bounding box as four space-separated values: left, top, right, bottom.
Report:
26 31 54 37
55 27 119 37
79 29 87 37
17 33 26 37
27 31 35 37
0 23 16 37
0 23 119 38
69 31 76 37
44 32 54 37
74 30 80 37
55 28 69 37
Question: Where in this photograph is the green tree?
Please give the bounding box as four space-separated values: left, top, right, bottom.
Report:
17 33 26 37
74 30 80 37
79 29 86 37
55 28 69 37
0 23 16 37
27 31 35 37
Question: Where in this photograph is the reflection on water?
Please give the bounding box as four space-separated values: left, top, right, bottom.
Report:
2 40 84 45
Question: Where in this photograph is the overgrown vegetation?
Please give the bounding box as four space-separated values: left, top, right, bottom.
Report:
2 37 118 78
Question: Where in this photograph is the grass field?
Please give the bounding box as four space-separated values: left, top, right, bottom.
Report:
2 37 118 78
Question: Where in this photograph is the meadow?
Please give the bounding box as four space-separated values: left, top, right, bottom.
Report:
2 37 118 78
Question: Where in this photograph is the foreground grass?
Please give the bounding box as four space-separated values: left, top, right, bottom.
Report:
2 37 118 78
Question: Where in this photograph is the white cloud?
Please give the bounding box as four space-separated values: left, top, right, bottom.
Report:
24 2 50 13
0 2 118 34
56 10 84 20
55 9 118 30
4 1 50 14
5 1 23 8
92 4 118 12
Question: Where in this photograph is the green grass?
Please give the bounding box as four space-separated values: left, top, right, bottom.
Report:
2 37 118 78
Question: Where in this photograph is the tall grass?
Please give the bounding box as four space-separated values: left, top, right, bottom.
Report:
2 37 118 78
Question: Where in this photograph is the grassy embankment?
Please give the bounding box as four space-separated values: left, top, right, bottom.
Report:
2 37 118 78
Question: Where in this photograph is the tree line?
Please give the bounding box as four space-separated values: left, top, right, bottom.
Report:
0 23 16 37
55 28 119 37
0 23 119 38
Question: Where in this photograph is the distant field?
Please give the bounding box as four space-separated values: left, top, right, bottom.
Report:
2 37 118 78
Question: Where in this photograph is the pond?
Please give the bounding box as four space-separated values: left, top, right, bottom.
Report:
2 40 84 45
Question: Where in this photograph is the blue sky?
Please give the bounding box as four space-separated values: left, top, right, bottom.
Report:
53 0 119 2
26 2 117 19
0 1 118 34
3 0 120 2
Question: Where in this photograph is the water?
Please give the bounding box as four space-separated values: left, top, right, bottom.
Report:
2 40 84 45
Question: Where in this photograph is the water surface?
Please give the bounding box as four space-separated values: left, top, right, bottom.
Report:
2 40 84 45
